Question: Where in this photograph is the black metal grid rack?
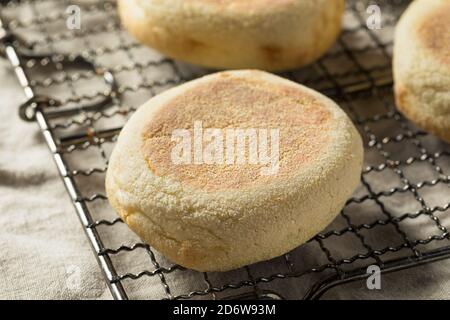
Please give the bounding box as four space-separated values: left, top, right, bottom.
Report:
1 0 449 300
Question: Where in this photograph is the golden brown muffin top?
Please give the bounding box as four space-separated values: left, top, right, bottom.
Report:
185 0 296 11
416 2 450 65
141 73 332 192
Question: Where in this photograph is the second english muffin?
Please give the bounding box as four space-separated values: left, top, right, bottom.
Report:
106 70 363 272
118 0 345 71
393 0 450 143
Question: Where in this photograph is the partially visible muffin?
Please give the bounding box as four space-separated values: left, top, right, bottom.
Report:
394 0 450 143
106 70 363 272
118 0 345 71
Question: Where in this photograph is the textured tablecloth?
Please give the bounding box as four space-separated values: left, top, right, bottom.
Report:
1 56 450 300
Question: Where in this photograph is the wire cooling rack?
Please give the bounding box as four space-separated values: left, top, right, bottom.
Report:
1 0 450 300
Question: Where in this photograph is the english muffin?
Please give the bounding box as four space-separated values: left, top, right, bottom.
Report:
393 0 450 143
106 70 363 272
118 0 345 71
